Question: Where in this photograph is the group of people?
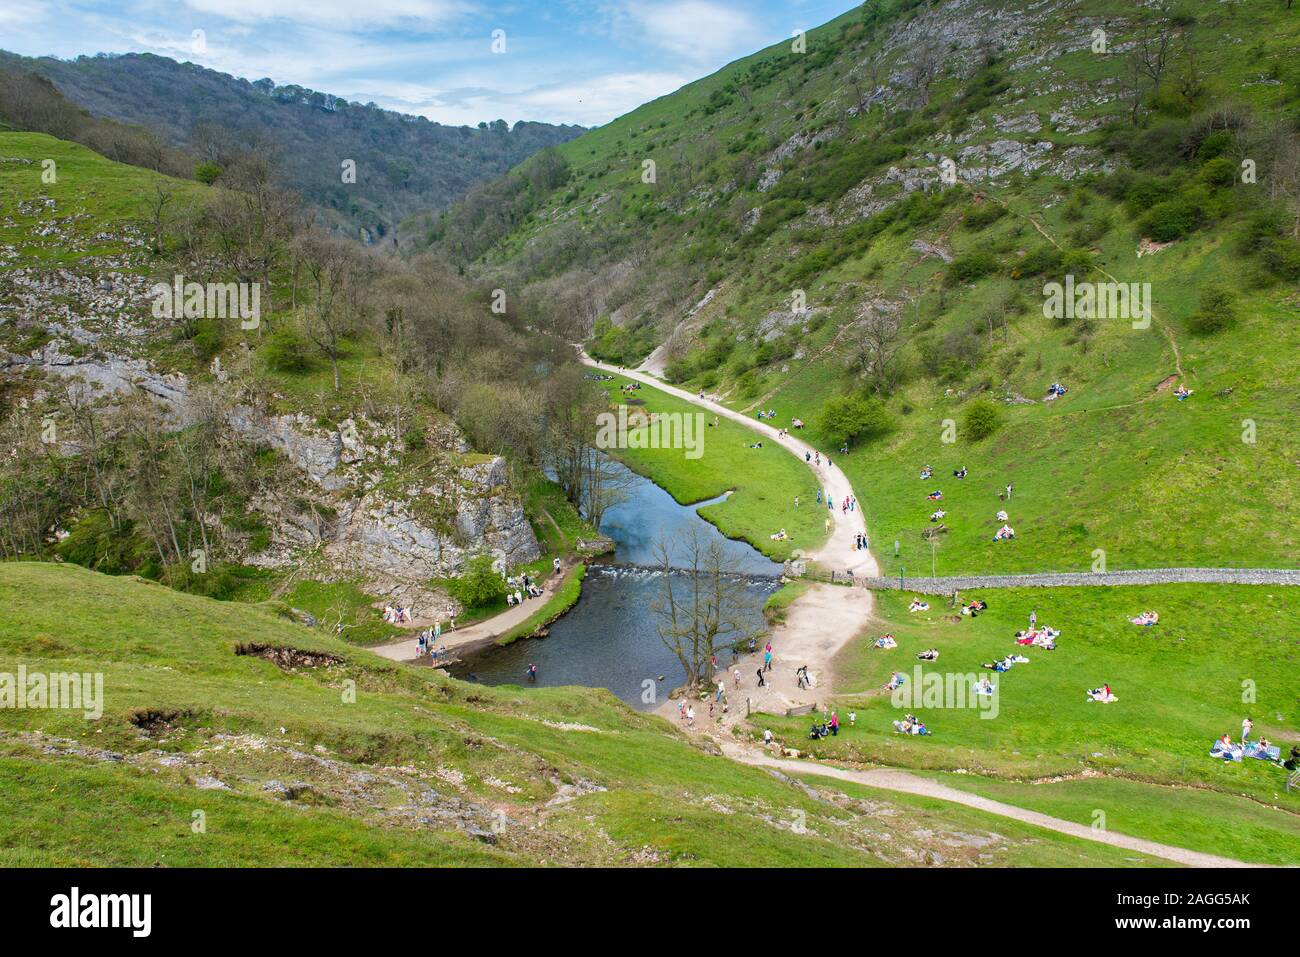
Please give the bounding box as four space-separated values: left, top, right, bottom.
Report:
993 523 1016 541
415 625 447 661
1210 717 1287 764
504 571 542 607
1014 625 1059 650
872 634 898 649
383 605 412 624
892 713 929 735
808 710 841 739
982 653 1029 672
962 598 988 617
1045 382 1068 400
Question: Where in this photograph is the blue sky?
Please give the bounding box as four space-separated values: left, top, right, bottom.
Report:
2 0 859 127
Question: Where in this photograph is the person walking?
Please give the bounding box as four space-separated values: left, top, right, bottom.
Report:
756 668 766 688
1242 716 1253 744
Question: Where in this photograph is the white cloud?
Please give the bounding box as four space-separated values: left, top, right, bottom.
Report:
181 0 474 30
0 1 50 26
394 70 689 127
623 1 761 62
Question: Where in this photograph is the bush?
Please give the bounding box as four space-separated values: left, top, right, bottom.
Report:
263 327 313 373
447 555 507 609
962 202 1006 231
817 394 893 445
1185 284 1237 335
194 161 222 185
963 399 1004 441
945 252 1000 287
1142 199 1199 242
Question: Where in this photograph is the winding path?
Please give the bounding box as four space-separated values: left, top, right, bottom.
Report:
580 351 877 577
580 348 1265 868
368 562 575 663
722 744 1257 868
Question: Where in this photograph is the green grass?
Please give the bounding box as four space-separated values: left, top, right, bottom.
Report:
746 582 1299 862
919 772 1300 867
0 560 1181 866
789 773 1172 868
595 375 827 560
763 579 811 623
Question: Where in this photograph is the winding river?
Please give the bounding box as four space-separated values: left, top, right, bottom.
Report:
453 458 780 709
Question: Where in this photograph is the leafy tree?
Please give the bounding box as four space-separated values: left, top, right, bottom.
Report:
818 394 893 444
448 555 507 609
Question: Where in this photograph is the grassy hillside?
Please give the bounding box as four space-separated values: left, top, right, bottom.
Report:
0 50 583 238
427 0 1300 574
752 583 1300 865
0 562 1166 866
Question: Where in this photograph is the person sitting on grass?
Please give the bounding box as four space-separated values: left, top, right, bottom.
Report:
909 597 930 612
1086 684 1117 703
916 648 940 661
920 465 933 480
886 671 906 691
1129 610 1159 626
873 634 898 649
996 509 1009 522
1174 383 1193 401
993 524 1015 541
928 489 943 500
930 508 946 522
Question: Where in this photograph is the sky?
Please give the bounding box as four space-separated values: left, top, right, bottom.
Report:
1 0 860 128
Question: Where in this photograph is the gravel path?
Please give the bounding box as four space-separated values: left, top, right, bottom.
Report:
723 744 1260 868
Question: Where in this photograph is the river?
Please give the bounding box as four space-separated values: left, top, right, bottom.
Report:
452 459 781 709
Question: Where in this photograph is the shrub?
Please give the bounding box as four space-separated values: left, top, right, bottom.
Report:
946 252 1000 286
1185 283 1237 335
194 161 222 185
962 202 1006 231
817 394 893 445
263 327 313 373
1142 199 1199 242
447 555 507 609
962 399 1004 441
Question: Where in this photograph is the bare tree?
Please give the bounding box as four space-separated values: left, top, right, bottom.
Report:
295 230 365 391
850 300 904 395
651 529 761 692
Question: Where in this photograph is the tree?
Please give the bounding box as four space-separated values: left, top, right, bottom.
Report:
850 301 904 394
295 230 366 390
818 394 893 445
651 529 760 692
448 555 507 608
